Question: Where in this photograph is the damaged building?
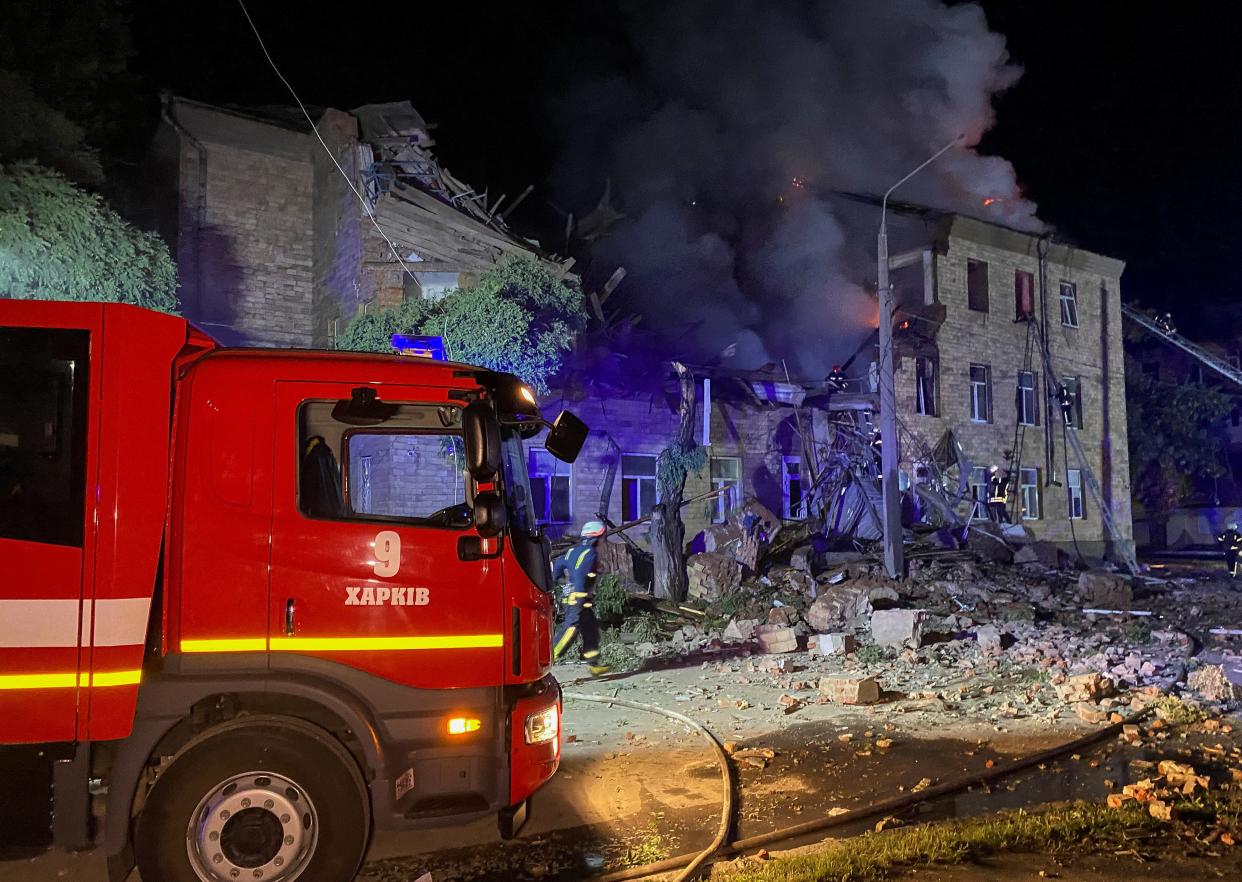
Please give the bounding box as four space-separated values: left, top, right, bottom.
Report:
149 96 570 347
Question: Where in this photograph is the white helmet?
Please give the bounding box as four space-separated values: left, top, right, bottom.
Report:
1228 522 1238 531
581 520 607 538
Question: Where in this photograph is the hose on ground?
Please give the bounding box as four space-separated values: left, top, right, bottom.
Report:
587 706 1153 882
562 691 734 882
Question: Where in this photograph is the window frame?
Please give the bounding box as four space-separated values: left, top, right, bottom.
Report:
1067 468 1085 520
969 363 993 424
966 259 990 313
1016 370 1039 427
709 455 741 524
528 446 572 525
621 453 659 522
781 455 807 520
969 466 989 504
1015 269 1035 320
1062 376 1084 429
1059 282 1079 327
915 356 938 416
1019 467 1040 520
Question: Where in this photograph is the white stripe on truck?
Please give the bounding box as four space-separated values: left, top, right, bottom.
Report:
0 598 151 648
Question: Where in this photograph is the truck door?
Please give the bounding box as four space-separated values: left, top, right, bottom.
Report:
268 382 505 688
0 326 92 743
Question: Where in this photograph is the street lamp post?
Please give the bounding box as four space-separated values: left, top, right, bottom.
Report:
877 135 963 580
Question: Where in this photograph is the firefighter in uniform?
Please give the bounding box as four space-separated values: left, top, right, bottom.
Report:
1217 521 1242 579
552 520 610 676
987 465 1010 523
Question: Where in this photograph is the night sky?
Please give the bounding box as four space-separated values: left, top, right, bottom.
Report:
130 0 1241 339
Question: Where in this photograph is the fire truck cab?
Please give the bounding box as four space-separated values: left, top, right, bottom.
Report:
0 301 585 882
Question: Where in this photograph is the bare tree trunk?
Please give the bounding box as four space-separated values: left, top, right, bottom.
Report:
653 362 697 601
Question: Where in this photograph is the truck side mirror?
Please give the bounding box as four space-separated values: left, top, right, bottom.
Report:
462 400 501 480
473 491 508 538
545 411 587 464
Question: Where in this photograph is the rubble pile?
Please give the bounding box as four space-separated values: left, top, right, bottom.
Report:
605 530 1242 722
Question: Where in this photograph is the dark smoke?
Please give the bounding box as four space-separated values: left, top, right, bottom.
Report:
554 0 1040 376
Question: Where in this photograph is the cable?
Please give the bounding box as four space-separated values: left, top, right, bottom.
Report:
563 692 733 882
235 0 414 281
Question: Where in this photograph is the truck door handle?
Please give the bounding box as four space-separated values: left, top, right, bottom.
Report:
285 599 296 636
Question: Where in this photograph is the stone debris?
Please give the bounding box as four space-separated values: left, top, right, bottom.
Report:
754 624 798 654
1188 664 1242 702
871 609 926 649
808 633 857 657
686 552 742 601
1078 570 1133 609
723 618 760 642
818 675 881 705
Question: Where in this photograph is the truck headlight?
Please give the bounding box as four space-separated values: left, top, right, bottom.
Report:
524 704 559 745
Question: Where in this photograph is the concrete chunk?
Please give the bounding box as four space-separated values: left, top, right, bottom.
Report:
1078 570 1132 609
871 609 926 649
754 624 798 654
722 618 760 642
818 675 880 705
809 633 857 656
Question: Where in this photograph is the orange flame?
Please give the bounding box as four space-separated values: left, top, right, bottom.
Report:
982 197 997 206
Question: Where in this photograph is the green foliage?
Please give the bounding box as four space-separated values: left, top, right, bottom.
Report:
592 574 627 619
337 254 584 393
1150 694 1208 725
854 644 888 665
656 441 707 496
0 161 178 311
0 71 102 184
598 632 641 671
1126 357 1232 517
623 613 662 643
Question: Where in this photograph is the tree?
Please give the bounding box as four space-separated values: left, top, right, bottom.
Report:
337 254 585 393
1126 358 1232 537
651 362 705 602
0 161 178 311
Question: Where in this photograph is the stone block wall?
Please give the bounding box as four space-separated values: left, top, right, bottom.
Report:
170 101 314 347
894 217 1132 556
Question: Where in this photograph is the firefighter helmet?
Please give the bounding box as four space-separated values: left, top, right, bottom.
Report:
581 520 607 538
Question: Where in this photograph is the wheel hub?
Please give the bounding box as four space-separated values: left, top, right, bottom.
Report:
187 772 318 882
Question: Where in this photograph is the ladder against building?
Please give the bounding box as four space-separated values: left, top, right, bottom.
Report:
1032 321 1142 575
1121 304 1242 390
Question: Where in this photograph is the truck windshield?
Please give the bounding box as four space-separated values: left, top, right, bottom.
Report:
500 427 538 536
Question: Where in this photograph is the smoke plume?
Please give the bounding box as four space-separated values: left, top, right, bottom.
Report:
554 0 1040 377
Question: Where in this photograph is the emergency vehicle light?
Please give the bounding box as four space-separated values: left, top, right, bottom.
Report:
391 334 446 360
447 716 481 735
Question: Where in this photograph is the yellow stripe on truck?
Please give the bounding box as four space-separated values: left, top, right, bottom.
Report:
180 635 505 653
0 670 142 690
269 635 504 651
180 638 268 653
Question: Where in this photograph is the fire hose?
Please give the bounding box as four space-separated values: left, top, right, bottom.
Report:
565 690 1151 882
561 692 734 882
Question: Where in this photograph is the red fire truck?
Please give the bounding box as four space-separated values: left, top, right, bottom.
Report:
0 301 587 882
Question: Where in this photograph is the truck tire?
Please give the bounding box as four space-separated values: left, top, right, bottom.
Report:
134 720 369 882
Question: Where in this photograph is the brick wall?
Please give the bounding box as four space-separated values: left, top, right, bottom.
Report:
171 101 315 347
536 390 807 544
894 217 1132 556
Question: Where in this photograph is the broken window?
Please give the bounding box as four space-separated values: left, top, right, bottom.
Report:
967 259 989 312
1059 282 1079 327
1015 270 1034 320
621 454 658 522
709 456 741 524
529 447 572 524
969 364 992 423
781 456 806 519
915 356 938 416
1061 377 1084 429
1019 467 1040 520
1067 469 1085 520
1016 370 1038 426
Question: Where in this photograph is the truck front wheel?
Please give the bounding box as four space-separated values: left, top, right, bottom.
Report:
135 720 370 882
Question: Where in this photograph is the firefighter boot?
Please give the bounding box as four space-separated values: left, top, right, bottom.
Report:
589 663 612 677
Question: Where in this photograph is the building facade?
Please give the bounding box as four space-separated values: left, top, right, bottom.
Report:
887 215 1133 556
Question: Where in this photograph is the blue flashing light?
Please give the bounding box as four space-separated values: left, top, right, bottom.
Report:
391 334 446 360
